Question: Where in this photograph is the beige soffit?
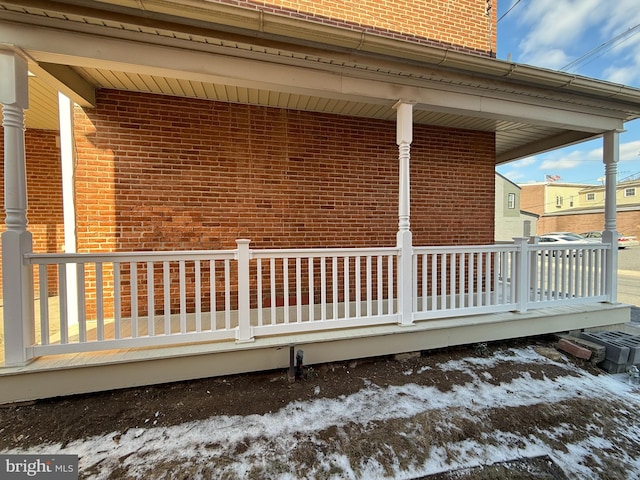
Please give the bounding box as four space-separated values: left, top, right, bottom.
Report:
3 0 640 163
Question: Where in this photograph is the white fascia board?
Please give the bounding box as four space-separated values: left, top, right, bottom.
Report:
0 20 352 96
0 19 626 133
340 76 624 132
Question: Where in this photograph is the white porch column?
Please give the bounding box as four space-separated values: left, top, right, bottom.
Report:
59 92 78 325
394 101 414 326
602 130 619 302
0 49 35 365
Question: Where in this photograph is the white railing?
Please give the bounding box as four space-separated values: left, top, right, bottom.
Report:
529 242 609 307
248 246 400 337
410 240 611 320
25 249 239 355
17 238 613 360
23 243 400 355
412 244 519 321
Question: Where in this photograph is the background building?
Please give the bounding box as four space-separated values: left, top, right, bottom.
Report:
495 173 538 242
520 180 640 237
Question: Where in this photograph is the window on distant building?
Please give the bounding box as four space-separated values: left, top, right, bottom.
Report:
556 195 563 207
586 193 596 201
507 192 515 209
624 188 636 197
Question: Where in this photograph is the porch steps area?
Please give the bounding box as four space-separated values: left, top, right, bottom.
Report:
0 302 631 405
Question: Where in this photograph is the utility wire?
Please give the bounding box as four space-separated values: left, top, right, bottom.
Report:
562 23 640 72
619 170 640 182
498 0 523 23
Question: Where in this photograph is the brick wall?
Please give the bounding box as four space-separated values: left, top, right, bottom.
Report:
0 128 64 298
520 184 546 216
215 0 496 55
71 89 495 315
538 211 640 238
75 89 495 251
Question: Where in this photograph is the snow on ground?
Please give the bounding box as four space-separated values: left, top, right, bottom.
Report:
4 346 640 479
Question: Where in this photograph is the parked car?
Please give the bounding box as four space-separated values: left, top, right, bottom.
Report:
545 232 599 243
539 233 596 245
580 231 639 249
537 233 596 256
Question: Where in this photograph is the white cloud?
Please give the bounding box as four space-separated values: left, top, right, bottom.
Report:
599 0 640 38
512 0 640 80
532 140 640 181
497 156 539 182
601 33 640 85
585 147 604 161
555 141 640 164
605 66 638 86
514 156 537 167
498 1 640 183
501 170 525 182
620 140 640 161
516 0 601 68
539 158 581 170
518 49 569 71
538 149 587 170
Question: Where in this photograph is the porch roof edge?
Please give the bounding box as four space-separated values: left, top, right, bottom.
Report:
97 0 640 113
6 0 640 116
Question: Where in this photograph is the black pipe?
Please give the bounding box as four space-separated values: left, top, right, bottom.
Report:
295 349 304 380
287 345 295 383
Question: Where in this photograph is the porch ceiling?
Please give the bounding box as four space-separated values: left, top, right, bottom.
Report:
27 68 553 155
4 1 640 164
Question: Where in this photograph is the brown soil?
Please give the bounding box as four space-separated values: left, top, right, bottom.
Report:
1 336 638 479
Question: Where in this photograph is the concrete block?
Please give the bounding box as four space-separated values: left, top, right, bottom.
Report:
606 333 640 364
556 338 592 360
582 331 640 364
588 331 633 341
599 359 631 374
580 332 631 364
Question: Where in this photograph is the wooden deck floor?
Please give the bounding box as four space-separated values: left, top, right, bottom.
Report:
0 296 240 366
0 298 632 404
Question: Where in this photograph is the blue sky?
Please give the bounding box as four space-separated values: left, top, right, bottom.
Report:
495 0 640 185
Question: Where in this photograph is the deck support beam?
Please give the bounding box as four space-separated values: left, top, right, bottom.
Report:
0 48 34 366
603 130 620 302
394 100 414 326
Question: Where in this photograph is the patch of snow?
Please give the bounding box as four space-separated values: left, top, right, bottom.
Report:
4 346 640 479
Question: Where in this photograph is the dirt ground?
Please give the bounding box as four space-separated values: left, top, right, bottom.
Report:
1 336 638 479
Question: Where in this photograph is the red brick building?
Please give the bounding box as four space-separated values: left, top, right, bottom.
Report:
2 0 499 270
2 1 640 402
